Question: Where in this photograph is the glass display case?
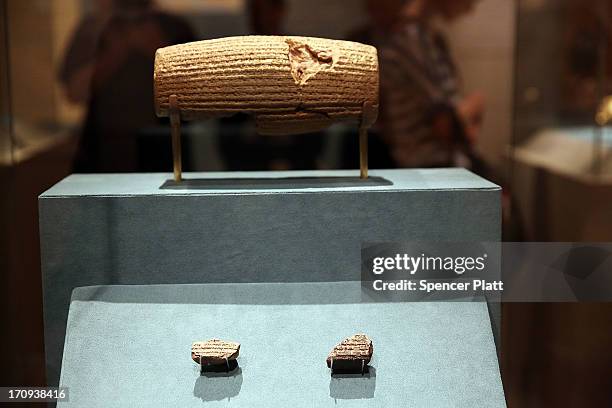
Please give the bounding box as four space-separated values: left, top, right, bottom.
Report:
2 2 505 396
513 0 611 175
0 1 11 167
510 0 612 240
5 1 612 406
503 7 612 408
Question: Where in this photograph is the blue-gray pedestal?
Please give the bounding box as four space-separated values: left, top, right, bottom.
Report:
39 169 501 387
59 283 505 407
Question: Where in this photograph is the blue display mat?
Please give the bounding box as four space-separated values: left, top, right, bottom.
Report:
58 283 505 407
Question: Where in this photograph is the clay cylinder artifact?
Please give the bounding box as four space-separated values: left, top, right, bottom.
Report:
154 35 379 135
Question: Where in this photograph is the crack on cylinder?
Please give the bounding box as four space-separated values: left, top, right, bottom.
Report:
295 104 332 120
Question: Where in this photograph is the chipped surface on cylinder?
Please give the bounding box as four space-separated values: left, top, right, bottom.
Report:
286 38 337 85
154 35 379 135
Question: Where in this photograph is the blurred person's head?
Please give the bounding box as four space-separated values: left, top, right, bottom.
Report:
111 0 154 21
113 0 153 15
394 0 479 23
95 0 115 14
366 0 405 30
365 0 478 30
426 0 479 21
113 0 152 9
248 0 286 35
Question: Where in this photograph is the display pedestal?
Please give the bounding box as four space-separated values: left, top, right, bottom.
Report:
40 169 501 387
59 283 505 407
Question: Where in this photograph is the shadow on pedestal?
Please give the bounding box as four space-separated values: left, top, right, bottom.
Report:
161 176 392 190
329 366 376 400
193 367 243 401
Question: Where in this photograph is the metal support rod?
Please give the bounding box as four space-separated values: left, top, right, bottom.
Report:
358 100 375 180
169 94 182 182
359 125 368 179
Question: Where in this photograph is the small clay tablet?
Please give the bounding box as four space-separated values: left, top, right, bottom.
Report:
192 339 240 372
326 334 373 374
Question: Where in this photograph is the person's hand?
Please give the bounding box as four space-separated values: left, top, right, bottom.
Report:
457 91 485 143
